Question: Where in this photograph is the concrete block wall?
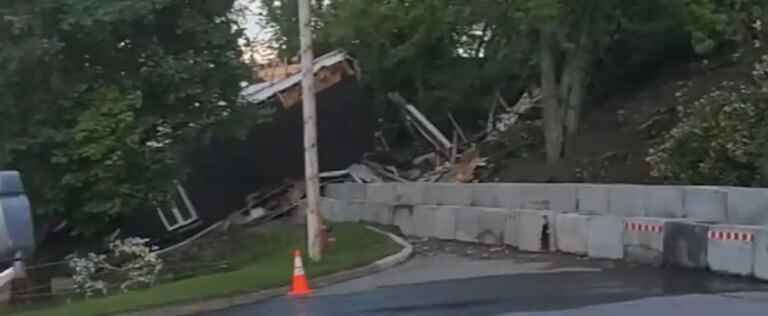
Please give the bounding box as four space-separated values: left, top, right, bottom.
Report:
320 181 768 282
323 182 760 225
576 185 609 215
755 230 768 280
607 185 647 217
623 217 672 266
554 213 589 255
434 206 459 240
455 207 509 244
684 187 727 222
706 224 760 276
663 221 710 269
645 186 685 218
726 187 768 225
516 210 556 252
588 216 624 259
319 194 768 282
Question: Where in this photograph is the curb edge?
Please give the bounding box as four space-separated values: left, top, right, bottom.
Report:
117 225 412 316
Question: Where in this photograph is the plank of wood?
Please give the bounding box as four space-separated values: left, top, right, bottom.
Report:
448 113 469 143
388 93 453 151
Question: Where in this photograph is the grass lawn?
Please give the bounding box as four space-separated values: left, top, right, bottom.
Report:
11 223 401 316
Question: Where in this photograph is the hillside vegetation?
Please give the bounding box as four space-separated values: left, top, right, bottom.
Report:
263 0 768 186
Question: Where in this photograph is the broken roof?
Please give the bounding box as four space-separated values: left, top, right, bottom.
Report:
239 50 356 105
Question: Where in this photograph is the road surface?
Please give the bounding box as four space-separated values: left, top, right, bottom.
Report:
205 246 768 316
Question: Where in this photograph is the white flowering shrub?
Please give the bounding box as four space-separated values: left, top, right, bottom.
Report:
68 253 108 297
647 55 768 185
68 237 163 298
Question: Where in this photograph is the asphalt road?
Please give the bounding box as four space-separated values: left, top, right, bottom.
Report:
205 251 768 316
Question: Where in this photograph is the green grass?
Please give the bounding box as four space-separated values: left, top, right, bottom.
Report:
11 223 401 316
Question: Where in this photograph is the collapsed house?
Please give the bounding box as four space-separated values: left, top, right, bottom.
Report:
121 50 375 240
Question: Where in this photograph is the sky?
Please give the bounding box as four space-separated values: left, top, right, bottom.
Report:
236 0 276 63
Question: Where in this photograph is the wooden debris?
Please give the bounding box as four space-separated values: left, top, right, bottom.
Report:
347 163 383 183
450 131 459 164
413 152 436 166
388 93 453 154
319 170 350 178
447 112 469 143
438 146 484 183
375 130 391 152
406 117 442 152
361 160 410 182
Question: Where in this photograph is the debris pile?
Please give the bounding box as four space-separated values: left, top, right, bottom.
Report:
229 88 543 227
322 89 544 184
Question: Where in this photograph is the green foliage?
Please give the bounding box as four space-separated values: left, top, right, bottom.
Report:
262 0 535 125
0 0 252 235
683 0 767 54
647 54 768 186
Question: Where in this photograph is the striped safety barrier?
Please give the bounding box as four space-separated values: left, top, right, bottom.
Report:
624 222 663 233
708 230 754 242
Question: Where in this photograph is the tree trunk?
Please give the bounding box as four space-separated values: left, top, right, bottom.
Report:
562 19 593 156
539 29 564 165
564 29 591 140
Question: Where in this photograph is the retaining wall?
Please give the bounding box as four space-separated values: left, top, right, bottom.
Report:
321 181 768 283
324 182 767 225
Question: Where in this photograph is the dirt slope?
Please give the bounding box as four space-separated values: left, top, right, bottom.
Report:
486 60 753 184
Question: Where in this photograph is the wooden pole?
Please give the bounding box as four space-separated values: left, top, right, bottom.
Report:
298 0 322 262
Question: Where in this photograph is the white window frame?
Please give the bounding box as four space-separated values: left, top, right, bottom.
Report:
157 181 199 231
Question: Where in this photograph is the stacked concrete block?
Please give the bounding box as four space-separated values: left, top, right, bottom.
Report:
322 183 345 199
477 208 509 245
323 183 366 201
320 197 360 223
645 186 685 218
495 184 523 209
394 182 426 205
725 187 768 226
423 183 472 206
576 185 609 215
471 183 504 207
393 205 416 236
663 221 710 269
547 184 578 213
754 229 768 281
519 184 554 210
319 198 342 222
516 209 556 252
504 210 521 248
554 213 590 255
607 185 647 217
455 207 481 243
588 216 624 259
706 225 760 276
516 184 577 212
367 183 397 203
341 200 364 223
434 206 459 240
411 205 438 238
357 201 394 225
683 187 727 222
623 217 671 266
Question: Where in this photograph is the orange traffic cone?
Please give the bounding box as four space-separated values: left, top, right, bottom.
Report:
289 250 312 296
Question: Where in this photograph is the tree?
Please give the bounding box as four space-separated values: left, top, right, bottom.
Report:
260 0 765 166
0 0 252 235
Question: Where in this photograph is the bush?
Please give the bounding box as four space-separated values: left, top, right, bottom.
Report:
68 238 163 298
647 55 768 186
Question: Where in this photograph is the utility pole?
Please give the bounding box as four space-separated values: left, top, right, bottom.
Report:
298 0 323 262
